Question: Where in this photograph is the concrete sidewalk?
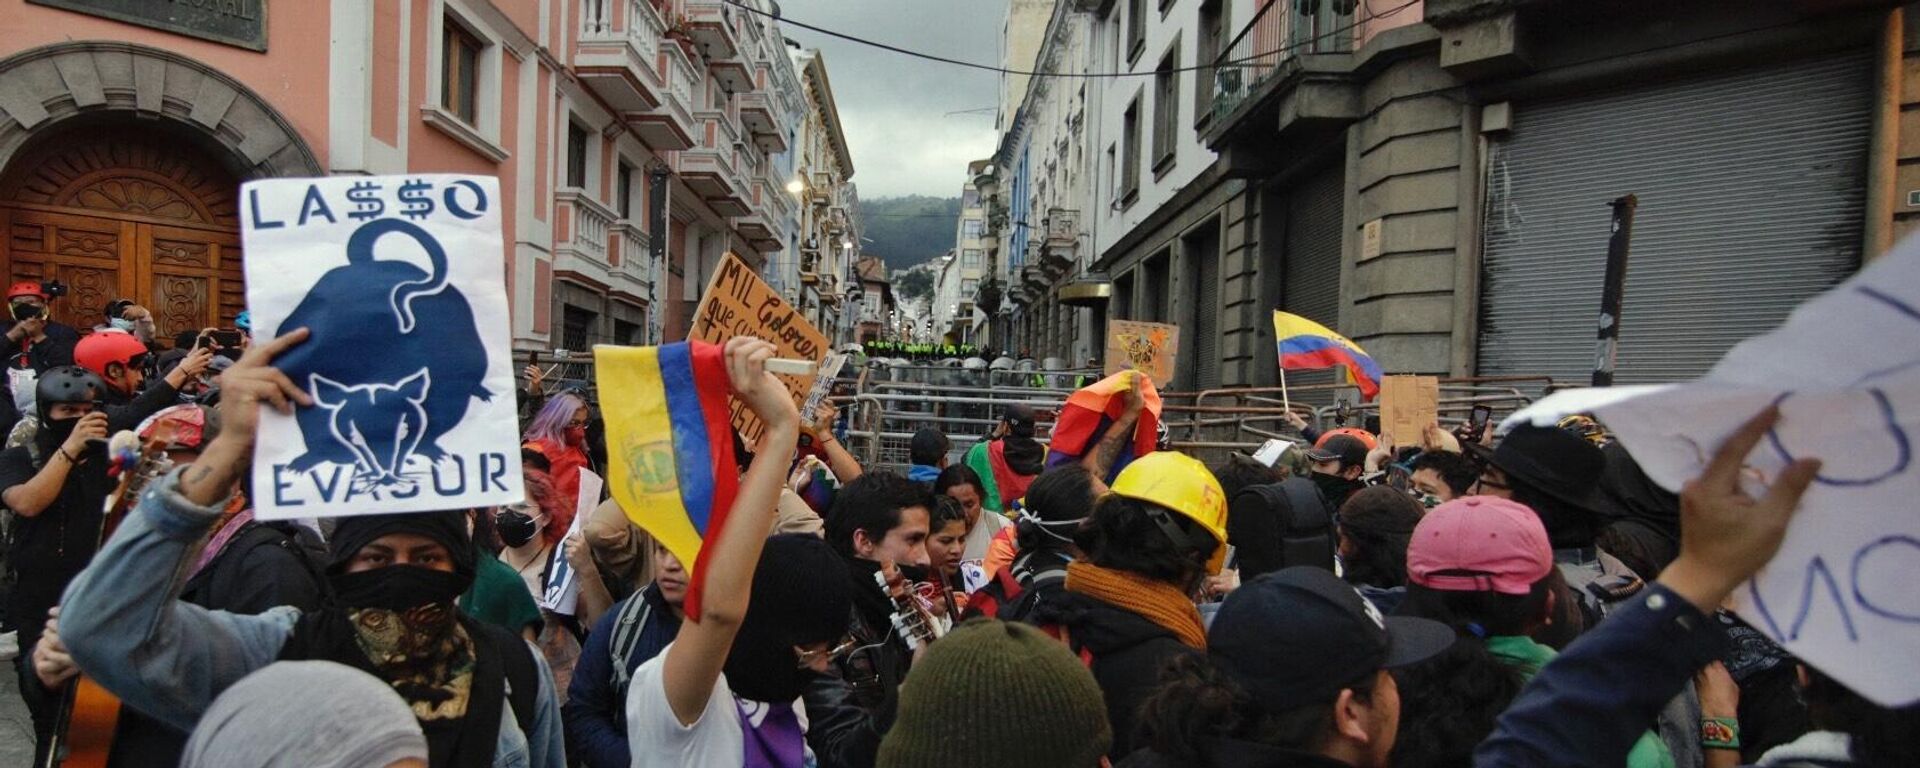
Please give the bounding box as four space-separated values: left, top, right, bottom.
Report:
0 654 35 765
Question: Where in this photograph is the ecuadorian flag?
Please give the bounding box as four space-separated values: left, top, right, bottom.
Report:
595 341 739 621
1273 310 1384 401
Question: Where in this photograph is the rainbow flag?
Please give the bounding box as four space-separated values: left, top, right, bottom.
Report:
1273 310 1383 401
1045 371 1163 482
595 341 740 620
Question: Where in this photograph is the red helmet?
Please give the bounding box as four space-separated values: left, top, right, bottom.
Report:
75 331 150 377
7 281 46 300
1316 426 1378 452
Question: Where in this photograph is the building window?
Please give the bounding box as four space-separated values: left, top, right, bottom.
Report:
566 122 589 189
962 189 980 208
1121 93 1141 206
614 318 641 345
1126 0 1146 65
1195 0 1226 126
962 219 983 238
1152 39 1179 177
962 249 982 267
442 18 483 124
617 161 634 218
962 278 978 294
562 304 598 350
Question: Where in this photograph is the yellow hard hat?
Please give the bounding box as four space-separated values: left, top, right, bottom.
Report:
1108 451 1230 574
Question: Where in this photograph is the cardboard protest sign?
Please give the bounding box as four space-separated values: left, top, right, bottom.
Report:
1504 237 1920 706
1106 320 1179 387
1379 375 1439 443
543 469 603 614
690 253 827 443
241 175 524 520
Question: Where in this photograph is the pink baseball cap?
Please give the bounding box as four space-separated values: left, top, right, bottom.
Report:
1406 496 1552 595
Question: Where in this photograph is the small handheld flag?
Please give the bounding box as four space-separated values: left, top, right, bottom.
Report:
594 341 741 621
1272 311 1384 401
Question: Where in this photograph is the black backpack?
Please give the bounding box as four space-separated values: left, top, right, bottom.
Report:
1227 478 1336 579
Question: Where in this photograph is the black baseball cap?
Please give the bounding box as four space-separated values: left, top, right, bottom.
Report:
1208 567 1455 710
1305 434 1369 468
1002 405 1037 438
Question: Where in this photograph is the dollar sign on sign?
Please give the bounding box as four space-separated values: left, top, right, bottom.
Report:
346 181 385 221
397 179 434 219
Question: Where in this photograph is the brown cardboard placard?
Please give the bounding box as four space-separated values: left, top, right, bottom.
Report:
1105 320 1180 387
1379 375 1440 445
689 253 828 444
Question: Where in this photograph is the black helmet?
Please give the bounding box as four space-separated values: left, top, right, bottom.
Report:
37 366 107 423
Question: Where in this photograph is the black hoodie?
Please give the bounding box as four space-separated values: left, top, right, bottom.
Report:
1029 590 1201 759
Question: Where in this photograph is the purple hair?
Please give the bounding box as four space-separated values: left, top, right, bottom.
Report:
523 393 586 445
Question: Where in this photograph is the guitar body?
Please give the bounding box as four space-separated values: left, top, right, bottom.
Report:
55 678 120 768
42 425 174 767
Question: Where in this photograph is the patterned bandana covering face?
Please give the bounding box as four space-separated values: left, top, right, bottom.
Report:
349 604 476 721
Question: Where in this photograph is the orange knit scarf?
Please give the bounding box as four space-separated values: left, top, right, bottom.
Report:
1064 561 1207 649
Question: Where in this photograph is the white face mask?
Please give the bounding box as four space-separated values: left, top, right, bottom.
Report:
109 318 135 332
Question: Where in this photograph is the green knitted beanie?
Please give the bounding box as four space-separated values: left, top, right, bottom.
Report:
877 618 1112 768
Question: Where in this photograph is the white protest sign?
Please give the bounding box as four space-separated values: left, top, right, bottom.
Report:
1504 239 1920 706
543 469 603 615
240 175 525 520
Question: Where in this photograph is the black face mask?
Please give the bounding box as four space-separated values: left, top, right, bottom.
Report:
329 564 469 612
1311 470 1363 504
35 416 79 458
495 509 538 548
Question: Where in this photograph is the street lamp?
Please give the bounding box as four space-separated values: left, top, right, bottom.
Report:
786 176 806 195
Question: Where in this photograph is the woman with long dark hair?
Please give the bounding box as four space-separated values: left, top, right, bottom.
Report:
964 464 1098 621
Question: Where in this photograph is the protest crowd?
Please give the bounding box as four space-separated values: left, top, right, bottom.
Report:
0 242 1916 768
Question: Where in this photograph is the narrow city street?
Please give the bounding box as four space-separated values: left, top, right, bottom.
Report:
0 0 1916 765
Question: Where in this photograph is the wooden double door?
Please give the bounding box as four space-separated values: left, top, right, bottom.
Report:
0 120 246 336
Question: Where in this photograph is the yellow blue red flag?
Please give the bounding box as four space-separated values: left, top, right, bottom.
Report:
1272 310 1383 401
594 341 739 620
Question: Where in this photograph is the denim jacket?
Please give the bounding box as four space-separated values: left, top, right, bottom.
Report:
1476 583 1727 767
58 468 567 768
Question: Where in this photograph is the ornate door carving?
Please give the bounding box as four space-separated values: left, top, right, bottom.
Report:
0 122 244 336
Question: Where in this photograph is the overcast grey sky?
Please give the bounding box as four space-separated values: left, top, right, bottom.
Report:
777 0 1009 200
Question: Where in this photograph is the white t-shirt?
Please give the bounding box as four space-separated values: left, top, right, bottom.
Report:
625 642 814 767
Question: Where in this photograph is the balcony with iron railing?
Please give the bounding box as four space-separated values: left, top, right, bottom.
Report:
630 40 698 150
555 189 617 283
1207 0 1356 127
576 0 667 113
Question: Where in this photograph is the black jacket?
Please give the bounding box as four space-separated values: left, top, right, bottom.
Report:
1030 590 1200 759
802 669 895 768
99 378 180 434
0 321 81 373
836 557 915 712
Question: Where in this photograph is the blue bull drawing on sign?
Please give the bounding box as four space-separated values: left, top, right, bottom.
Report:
273 217 491 488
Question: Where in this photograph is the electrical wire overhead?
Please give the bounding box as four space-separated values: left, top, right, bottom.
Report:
727 0 1421 79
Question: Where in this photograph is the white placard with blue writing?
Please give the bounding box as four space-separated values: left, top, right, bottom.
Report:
240 175 525 520
1505 235 1920 707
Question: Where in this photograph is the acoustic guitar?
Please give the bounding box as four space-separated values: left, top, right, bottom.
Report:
874 558 947 652
43 425 178 768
